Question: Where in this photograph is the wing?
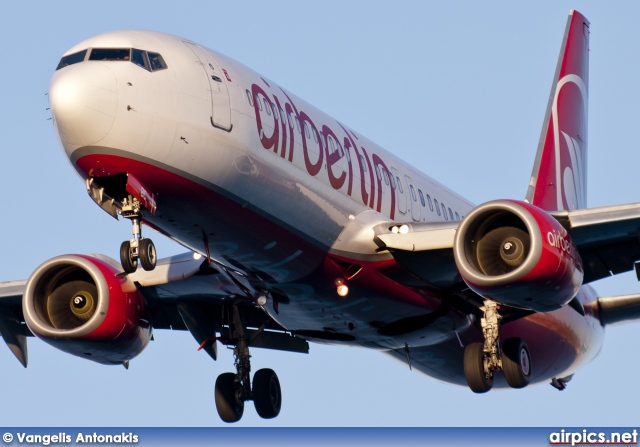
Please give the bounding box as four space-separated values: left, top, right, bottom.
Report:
0 280 30 367
551 203 640 282
0 252 308 368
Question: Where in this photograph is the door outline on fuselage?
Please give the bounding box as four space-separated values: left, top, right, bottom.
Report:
390 167 407 215
405 175 421 222
183 42 233 132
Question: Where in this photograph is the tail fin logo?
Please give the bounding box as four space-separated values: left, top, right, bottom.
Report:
553 74 588 211
526 11 589 212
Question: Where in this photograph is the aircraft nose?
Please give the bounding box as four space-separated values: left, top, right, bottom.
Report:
49 63 118 147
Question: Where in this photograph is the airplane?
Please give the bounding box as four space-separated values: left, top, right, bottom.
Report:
2 9 640 424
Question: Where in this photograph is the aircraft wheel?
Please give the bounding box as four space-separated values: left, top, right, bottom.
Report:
139 238 157 271
502 338 531 388
215 373 244 423
120 240 137 274
464 342 493 393
253 368 281 419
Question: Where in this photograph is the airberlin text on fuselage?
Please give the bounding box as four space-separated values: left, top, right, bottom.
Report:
251 82 396 220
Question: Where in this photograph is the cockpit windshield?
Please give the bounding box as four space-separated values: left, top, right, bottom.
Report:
89 48 130 61
56 48 167 72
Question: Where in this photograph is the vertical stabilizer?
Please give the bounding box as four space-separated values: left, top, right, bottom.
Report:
526 10 590 211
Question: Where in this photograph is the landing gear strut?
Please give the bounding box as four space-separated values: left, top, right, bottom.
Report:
119 195 156 274
214 305 282 423
463 300 531 393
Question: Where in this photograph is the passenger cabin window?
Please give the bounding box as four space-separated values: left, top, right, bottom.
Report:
396 176 404 193
418 189 426 207
427 194 434 211
263 98 271 115
359 155 368 172
434 199 441 216
410 185 417 201
328 136 336 154
375 165 382 181
245 89 253 106
448 208 454 221
455 212 460 220
56 50 87 70
442 203 448 220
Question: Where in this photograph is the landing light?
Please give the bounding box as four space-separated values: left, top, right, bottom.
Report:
390 225 410 234
335 278 349 297
193 252 203 260
255 295 268 306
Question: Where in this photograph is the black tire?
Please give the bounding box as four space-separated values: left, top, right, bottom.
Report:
139 238 157 271
464 342 493 393
253 368 281 419
215 373 244 423
502 338 531 389
120 240 137 274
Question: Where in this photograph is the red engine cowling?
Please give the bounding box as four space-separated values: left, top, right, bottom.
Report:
23 254 151 365
453 200 583 312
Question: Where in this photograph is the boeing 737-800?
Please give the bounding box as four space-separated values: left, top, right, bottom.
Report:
1 10 640 423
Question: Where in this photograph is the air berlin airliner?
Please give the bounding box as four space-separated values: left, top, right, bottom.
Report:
1 10 640 423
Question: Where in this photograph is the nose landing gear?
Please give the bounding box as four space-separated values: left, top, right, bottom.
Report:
119 195 156 274
463 300 531 393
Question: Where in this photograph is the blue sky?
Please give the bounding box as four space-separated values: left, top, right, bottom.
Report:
2 1 640 427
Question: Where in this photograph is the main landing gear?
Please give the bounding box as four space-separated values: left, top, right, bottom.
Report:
119 195 156 274
463 300 531 393
214 305 282 423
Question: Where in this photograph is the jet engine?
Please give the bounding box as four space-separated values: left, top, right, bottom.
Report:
453 200 583 312
23 254 151 365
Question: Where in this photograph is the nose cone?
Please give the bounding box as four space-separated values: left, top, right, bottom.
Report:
49 63 118 148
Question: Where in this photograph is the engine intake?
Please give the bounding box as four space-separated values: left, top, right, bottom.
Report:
23 254 151 365
453 200 583 312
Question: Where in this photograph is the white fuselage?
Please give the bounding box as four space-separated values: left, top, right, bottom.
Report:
48 30 604 387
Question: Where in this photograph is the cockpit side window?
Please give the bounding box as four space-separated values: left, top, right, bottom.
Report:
89 48 131 61
147 52 168 71
56 50 87 70
131 48 150 71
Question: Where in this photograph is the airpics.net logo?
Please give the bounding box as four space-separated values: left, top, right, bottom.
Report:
549 429 638 446
2 432 139 445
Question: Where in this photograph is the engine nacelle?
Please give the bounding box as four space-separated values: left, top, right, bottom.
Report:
23 254 151 365
453 200 583 312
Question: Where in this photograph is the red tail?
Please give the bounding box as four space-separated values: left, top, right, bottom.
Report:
526 10 589 211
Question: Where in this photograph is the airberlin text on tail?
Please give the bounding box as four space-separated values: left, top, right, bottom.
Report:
526 10 590 212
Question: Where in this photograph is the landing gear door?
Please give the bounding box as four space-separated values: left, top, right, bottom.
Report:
183 42 233 132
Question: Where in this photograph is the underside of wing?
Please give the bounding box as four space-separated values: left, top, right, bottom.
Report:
552 203 640 282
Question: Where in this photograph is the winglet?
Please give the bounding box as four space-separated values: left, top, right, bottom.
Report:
526 10 590 211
